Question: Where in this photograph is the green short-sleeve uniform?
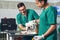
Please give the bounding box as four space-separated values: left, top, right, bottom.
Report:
16 9 39 29
38 6 57 40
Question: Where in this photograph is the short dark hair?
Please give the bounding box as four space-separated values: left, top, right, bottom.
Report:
38 0 47 3
17 2 25 8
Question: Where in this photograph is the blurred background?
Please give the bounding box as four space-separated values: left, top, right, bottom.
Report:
0 0 60 40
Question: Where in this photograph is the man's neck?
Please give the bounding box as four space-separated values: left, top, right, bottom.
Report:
23 11 27 16
43 3 49 9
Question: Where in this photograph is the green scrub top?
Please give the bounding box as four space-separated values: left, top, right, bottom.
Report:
16 9 39 29
38 6 57 40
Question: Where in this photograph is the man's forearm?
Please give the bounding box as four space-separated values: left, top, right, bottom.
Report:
18 24 26 31
44 25 56 37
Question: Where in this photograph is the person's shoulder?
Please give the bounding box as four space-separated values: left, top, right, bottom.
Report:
17 13 21 17
47 6 57 11
49 6 56 10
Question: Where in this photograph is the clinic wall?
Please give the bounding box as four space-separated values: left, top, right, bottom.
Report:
0 0 35 2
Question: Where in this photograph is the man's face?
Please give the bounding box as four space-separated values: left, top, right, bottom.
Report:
18 6 26 14
35 0 44 8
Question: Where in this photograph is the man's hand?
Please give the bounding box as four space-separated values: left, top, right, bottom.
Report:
33 35 44 40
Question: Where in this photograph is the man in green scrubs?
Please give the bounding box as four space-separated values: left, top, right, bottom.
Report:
16 2 39 40
33 0 57 40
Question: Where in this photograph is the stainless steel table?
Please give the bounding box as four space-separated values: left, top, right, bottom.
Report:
0 31 37 40
0 31 9 40
8 31 37 40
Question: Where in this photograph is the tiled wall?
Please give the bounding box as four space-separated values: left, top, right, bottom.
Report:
0 1 40 9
